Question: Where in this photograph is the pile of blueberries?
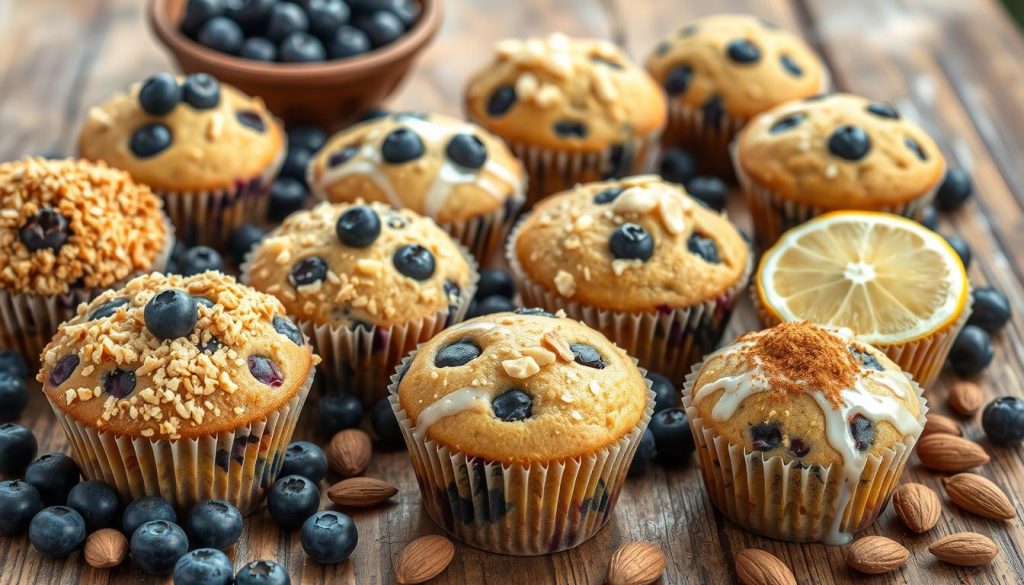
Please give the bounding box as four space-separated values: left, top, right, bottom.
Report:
182 0 420 63
628 373 697 475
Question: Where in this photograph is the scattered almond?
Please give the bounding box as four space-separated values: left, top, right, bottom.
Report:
327 477 398 507
846 535 909 574
606 541 665 585
948 381 984 415
941 473 1015 520
328 429 372 477
916 434 990 472
892 482 942 533
922 412 963 437
84 528 127 569
735 548 796 585
928 532 998 566
395 535 455 584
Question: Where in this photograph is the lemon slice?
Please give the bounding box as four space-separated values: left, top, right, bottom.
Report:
757 211 969 344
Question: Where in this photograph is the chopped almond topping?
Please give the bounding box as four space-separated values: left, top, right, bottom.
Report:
502 356 541 379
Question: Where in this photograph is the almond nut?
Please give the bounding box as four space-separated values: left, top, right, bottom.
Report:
916 434 990 472
395 535 455 584
84 528 127 569
846 535 909 574
892 482 942 533
948 380 984 415
606 541 666 585
922 412 963 437
327 477 398 507
941 473 1015 520
928 532 998 566
328 429 372 477
735 548 796 585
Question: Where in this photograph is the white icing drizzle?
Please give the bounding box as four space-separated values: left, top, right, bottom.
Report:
412 387 492 441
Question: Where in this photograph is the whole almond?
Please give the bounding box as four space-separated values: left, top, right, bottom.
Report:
892 482 942 533
395 535 455 584
84 528 127 569
922 413 963 437
942 473 1015 520
327 477 398 507
328 429 372 477
928 532 998 566
735 548 796 585
606 541 665 585
949 381 984 415
916 434 990 472
846 536 909 574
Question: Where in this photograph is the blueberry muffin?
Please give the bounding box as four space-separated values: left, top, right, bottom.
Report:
508 175 751 384
37 271 317 514
645 14 828 177
391 310 653 555
244 201 477 403
0 157 173 363
734 93 945 247
78 73 285 247
465 34 666 205
682 322 926 544
307 112 526 263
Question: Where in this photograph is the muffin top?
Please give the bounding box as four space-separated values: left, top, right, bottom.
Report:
307 113 526 224
78 73 284 192
464 33 667 152
511 175 749 311
688 322 924 471
0 157 169 295
38 272 317 439
397 310 651 464
735 93 945 206
245 201 474 329
645 14 826 120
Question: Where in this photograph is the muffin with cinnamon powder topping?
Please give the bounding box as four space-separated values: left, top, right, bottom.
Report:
682 321 926 544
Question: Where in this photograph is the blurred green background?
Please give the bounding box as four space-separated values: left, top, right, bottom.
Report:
1005 0 1024 25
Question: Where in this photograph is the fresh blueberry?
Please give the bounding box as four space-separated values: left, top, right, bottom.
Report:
240 36 278 61
475 269 515 300
570 343 605 369
144 289 198 340
355 11 404 47
66 480 120 532
919 205 939 231
866 101 899 119
279 32 327 62
381 127 425 163
627 428 656 476
181 0 226 37
446 134 487 169
492 388 532 422
0 349 27 378
949 325 994 375
329 25 372 58
20 208 70 252
749 421 782 452
385 0 419 26
236 560 291 585
982 396 1024 446
268 475 320 530
266 2 309 42
279 441 327 483
180 246 225 276
944 234 972 269
393 244 435 280
688 233 721 264
648 372 676 413
24 453 80 506
187 499 243 550
123 496 178 537
288 256 328 287
227 224 267 265
198 16 244 54
268 178 309 222
307 0 351 40
301 510 357 564
224 0 275 29
0 372 27 422
968 287 1012 334
609 223 654 261
686 176 727 212
849 414 875 451
0 423 37 474
466 295 516 319
779 54 802 76
182 73 222 109
248 355 284 387
593 187 624 204
131 519 189 575
936 168 974 212
371 397 403 448
702 95 725 128
659 148 697 185
315 393 363 439
29 506 86 558
769 113 805 134
138 73 182 116
726 39 760 63
649 408 694 464
486 85 516 116
336 205 381 248
131 123 173 158
174 548 235 585
663 64 693 96
552 120 587 138
828 125 871 161
287 124 328 153
0 480 42 535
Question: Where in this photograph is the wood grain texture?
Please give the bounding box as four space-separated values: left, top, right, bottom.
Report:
2 0 1024 583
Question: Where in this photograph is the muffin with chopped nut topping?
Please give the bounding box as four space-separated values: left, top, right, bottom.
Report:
243 201 477 404
390 309 653 555
37 271 317 514
507 175 751 385
0 157 173 364
78 72 285 247
464 33 666 206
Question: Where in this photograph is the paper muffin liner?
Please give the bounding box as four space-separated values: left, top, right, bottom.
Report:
439 188 526 267
506 219 753 386
0 216 176 365
48 367 314 516
387 349 655 555
681 359 928 544
663 100 749 180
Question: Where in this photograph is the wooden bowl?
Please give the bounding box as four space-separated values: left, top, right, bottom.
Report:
148 0 443 129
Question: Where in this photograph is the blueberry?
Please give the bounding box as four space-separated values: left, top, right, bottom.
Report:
138 73 182 116
627 428 656 476
849 414 875 451
552 120 587 138
328 145 360 167
968 287 1012 333
486 85 517 117
273 315 303 347
301 510 357 564
593 187 624 204
570 343 605 369
187 499 243 550
174 548 235 585
181 0 226 37
66 480 120 532
779 54 802 76
315 393 363 439
19 208 70 251
749 421 782 451
287 124 328 153
492 388 532 422
609 223 654 261
279 441 328 483
648 372 676 413
659 148 697 185
688 233 720 264
702 95 725 128
0 349 27 378
266 2 309 42
89 297 129 321
866 101 899 119
371 397 403 448
279 32 327 62
649 408 694 464
663 64 693 96
180 246 225 276
726 39 760 63
686 176 727 212
144 289 198 340
336 205 381 248
828 125 871 161
131 519 189 575
0 423 37 474
446 133 488 169
288 256 328 287
788 437 811 458
123 496 177 537
268 177 309 222
944 234 972 268
181 73 222 110
236 560 291 585
936 168 974 212
919 205 939 231
393 244 435 280
949 325 994 375
240 36 278 61
769 113 805 134
198 16 244 54
982 396 1024 446
355 11 404 47
434 340 481 368
0 479 42 535
0 372 27 422
905 137 928 161
268 475 320 529
307 0 351 41
131 123 173 158
29 506 86 558
224 0 275 29
236 110 267 132
248 355 284 387
465 295 516 319
386 0 419 26
476 268 515 299
24 453 80 506
849 346 884 371
381 127 425 163
227 224 267 266
329 25 372 58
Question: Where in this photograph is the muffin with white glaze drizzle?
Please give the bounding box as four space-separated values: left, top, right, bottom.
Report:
682 321 926 544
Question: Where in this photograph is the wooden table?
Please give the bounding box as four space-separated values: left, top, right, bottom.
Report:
3 0 1024 583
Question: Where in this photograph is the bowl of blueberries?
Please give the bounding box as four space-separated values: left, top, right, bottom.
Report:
149 0 442 128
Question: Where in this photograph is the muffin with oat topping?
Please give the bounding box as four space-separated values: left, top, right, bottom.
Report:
390 309 653 555
37 271 317 514
0 157 173 363
508 175 751 384
243 201 477 404
464 34 666 206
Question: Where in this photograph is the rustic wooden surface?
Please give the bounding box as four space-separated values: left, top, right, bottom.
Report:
2 0 1024 583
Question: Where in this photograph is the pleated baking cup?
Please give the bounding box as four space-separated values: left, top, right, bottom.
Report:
681 360 928 544
387 350 655 556
49 367 314 516
662 100 749 179
439 189 526 268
